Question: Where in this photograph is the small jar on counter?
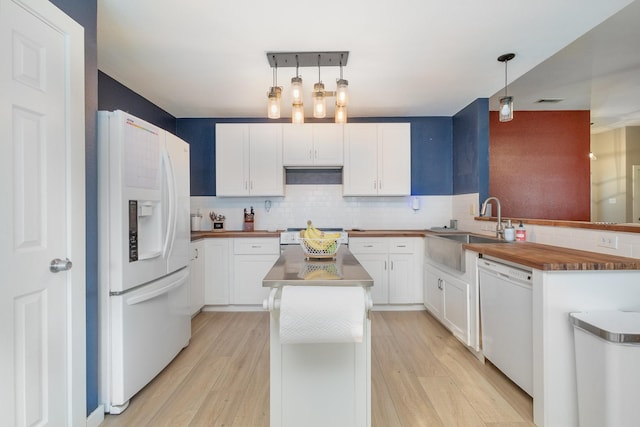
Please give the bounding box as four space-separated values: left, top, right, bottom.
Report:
504 219 515 242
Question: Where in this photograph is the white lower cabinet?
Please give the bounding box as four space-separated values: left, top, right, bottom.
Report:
424 262 471 346
350 237 423 305
189 240 205 316
230 238 280 305
203 238 231 305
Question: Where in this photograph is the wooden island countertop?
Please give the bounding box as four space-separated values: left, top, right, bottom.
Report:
464 241 640 271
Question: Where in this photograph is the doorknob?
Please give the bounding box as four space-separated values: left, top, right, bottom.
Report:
50 258 73 273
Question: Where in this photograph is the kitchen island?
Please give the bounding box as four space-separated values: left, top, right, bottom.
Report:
263 246 373 427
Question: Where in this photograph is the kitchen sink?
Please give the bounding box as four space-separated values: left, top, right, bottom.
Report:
425 233 506 272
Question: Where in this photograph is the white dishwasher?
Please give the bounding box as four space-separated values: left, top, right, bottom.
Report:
478 256 533 396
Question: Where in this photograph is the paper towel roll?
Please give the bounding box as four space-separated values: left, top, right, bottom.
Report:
279 286 366 344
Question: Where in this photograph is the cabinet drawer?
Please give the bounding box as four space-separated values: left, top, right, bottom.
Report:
233 238 279 254
389 238 415 253
349 239 388 253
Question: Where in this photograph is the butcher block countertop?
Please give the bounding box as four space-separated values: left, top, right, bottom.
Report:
191 230 282 240
464 241 640 271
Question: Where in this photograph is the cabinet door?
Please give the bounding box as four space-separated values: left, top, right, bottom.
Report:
442 274 470 345
424 267 443 318
388 253 415 304
204 239 230 305
216 124 249 196
189 240 205 316
248 124 284 196
343 124 378 196
378 123 411 196
313 123 344 166
232 253 279 305
352 253 388 304
282 124 314 166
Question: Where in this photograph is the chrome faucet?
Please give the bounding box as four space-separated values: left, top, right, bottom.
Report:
481 196 504 239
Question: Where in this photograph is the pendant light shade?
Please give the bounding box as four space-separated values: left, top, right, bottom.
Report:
336 56 348 108
499 96 513 122
292 102 304 124
291 76 303 104
313 82 326 118
335 104 347 124
497 53 515 123
267 86 281 119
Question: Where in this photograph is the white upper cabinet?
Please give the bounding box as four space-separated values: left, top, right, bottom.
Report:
282 123 343 167
343 123 411 196
216 123 284 196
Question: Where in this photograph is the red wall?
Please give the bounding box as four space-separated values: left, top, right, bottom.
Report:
489 111 590 220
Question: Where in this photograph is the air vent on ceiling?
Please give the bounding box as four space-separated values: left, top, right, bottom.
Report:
535 98 564 103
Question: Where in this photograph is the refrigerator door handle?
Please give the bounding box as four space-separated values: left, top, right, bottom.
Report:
125 269 189 306
162 146 177 260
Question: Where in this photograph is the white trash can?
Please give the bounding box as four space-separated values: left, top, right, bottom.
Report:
569 311 640 427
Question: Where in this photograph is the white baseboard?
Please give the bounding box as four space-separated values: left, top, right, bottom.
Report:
201 304 426 313
202 304 264 312
371 304 426 311
86 405 104 427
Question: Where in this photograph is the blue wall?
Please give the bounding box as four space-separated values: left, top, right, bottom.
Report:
98 71 177 133
452 98 489 201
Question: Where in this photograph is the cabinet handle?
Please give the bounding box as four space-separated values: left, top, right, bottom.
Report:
194 248 199 259
244 181 248 190
396 244 406 248
309 149 313 160
251 245 262 248
379 180 382 190
390 261 394 270
314 149 318 159
364 244 373 248
384 261 387 270
373 180 377 190
250 181 253 190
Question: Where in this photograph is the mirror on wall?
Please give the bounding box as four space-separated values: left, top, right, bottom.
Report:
488 0 640 224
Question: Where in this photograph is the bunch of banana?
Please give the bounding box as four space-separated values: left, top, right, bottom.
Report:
302 220 340 252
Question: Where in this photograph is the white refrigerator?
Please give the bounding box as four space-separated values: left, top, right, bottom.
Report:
98 110 191 414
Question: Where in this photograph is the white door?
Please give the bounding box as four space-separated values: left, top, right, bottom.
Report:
0 0 85 425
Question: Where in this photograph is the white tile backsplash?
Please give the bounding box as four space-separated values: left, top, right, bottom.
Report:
191 185 456 231
191 188 640 258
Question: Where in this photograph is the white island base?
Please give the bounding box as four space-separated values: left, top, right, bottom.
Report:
266 287 372 427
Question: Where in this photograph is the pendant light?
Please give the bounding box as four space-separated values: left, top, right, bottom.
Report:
291 56 304 124
498 53 515 122
335 54 348 123
267 58 281 119
313 55 326 118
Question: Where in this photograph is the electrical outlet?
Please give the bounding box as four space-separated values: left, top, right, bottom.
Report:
597 234 618 249
469 204 476 215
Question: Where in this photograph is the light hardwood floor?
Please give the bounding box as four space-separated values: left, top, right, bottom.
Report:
101 310 535 427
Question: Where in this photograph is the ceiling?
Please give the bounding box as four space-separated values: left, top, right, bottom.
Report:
97 0 637 128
